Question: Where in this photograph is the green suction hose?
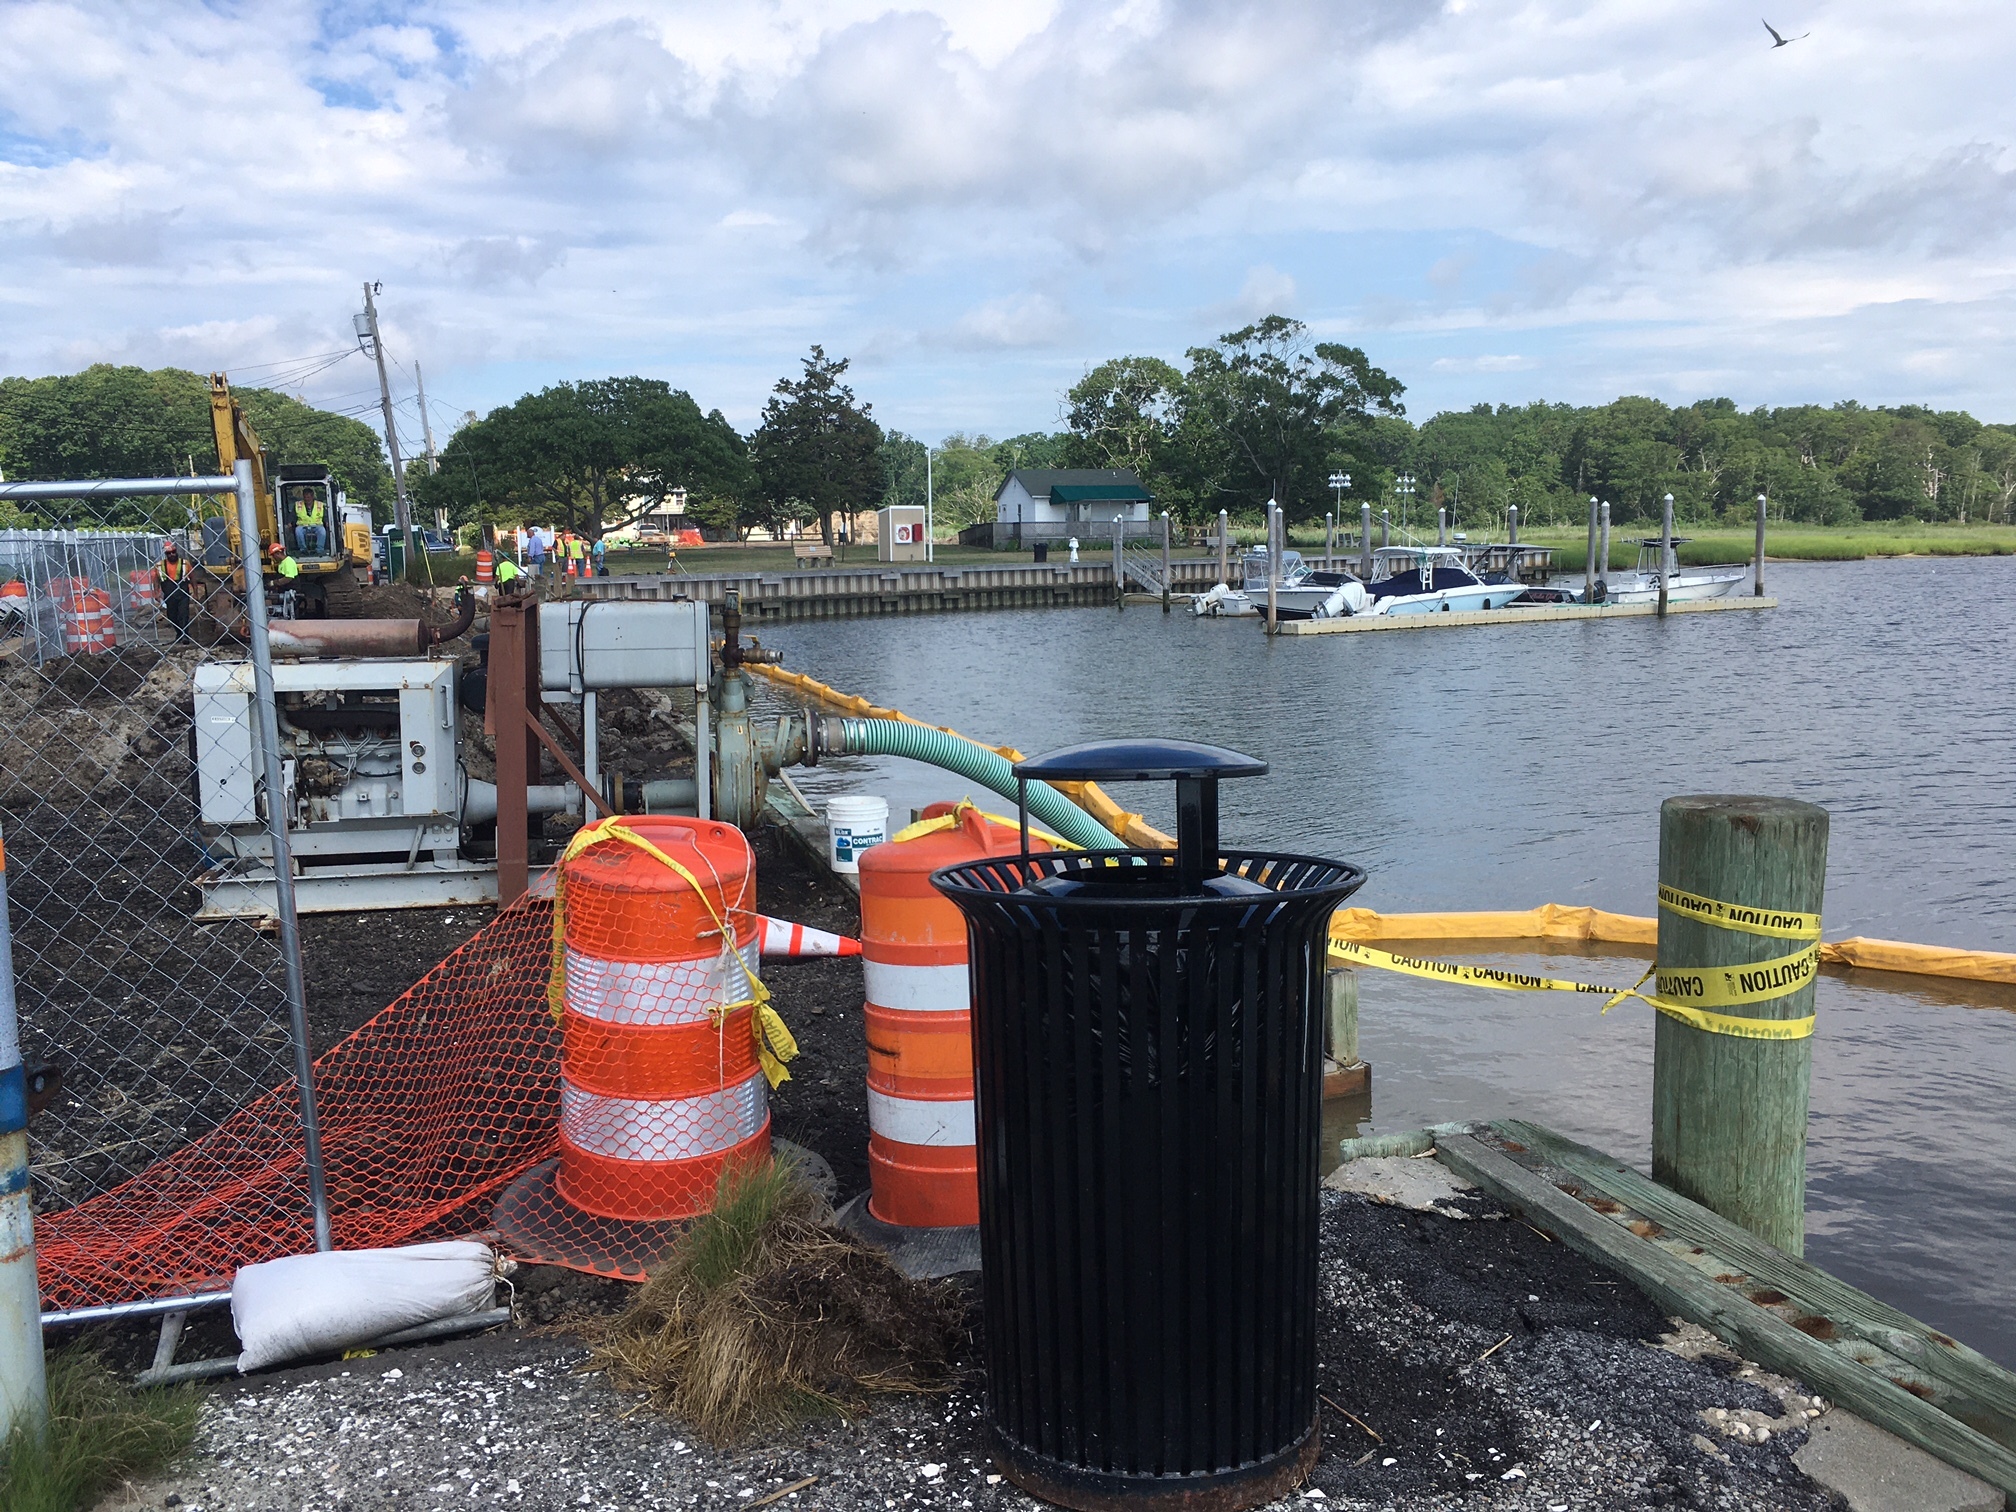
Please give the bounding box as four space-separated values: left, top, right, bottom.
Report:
832 718 1118 850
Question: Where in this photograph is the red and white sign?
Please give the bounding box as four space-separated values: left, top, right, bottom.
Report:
895 524 914 543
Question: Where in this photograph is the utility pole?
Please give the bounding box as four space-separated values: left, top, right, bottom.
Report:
415 363 444 531
356 282 415 560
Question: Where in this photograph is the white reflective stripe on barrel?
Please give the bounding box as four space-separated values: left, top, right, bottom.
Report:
862 960 969 1014
559 1074 767 1160
564 940 761 1026
867 1088 975 1148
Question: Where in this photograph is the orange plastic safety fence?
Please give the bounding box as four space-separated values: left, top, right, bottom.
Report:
36 892 565 1311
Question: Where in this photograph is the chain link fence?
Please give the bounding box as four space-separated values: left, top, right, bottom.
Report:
0 481 324 1315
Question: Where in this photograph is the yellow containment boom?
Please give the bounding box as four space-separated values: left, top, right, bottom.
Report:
752 661 2016 989
1330 906 2016 987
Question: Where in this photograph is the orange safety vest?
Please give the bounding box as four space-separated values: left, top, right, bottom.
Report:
160 558 188 583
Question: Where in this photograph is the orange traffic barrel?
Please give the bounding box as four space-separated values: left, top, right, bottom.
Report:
60 589 117 654
475 548 495 584
126 569 158 607
858 803 1049 1228
555 815 766 1221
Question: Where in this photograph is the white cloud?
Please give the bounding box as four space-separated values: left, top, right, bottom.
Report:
1 1 2015 431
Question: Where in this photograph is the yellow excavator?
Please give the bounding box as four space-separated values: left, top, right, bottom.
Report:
208 373 370 617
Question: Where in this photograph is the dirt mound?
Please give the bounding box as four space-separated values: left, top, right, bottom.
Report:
0 643 205 809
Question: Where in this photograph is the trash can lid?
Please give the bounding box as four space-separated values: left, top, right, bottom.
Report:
1013 739 1267 784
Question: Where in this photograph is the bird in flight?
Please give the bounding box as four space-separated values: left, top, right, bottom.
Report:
1762 18 1809 47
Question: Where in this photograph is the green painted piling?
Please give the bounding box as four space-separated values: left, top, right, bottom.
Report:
1651 795 1828 1256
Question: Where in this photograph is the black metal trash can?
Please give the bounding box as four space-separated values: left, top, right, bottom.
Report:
932 740 1365 1511
1033 541 1050 563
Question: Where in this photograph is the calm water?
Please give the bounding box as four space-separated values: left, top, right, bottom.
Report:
757 557 2016 1364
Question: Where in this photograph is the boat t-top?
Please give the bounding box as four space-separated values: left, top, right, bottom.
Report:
1363 546 1527 615
1599 538 1748 605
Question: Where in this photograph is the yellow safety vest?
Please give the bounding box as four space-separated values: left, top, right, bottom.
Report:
495 557 522 584
160 558 187 582
297 499 324 525
570 536 587 558
276 556 300 579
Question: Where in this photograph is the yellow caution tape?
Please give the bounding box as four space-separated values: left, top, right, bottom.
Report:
548 817 799 1087
1327 929 1821 1042
1657 884 1821 940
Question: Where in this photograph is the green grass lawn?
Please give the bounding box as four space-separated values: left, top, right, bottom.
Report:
399 522 2016 586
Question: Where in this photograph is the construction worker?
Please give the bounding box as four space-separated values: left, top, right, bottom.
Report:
295 489 327 556
493 553 524 590
568 532 589 577
267 542 300 579
158 541 192 642
591 535 608 576
525 527 546 578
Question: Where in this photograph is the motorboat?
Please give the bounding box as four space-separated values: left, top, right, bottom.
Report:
1598 538 1748 605
1191 549 1367 619
1362 547 1527 615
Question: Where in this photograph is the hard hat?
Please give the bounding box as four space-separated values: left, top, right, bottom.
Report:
162 541 179 556
267 542 284 558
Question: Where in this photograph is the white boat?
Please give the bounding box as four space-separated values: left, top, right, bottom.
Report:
1362 547 1527 615
1600 538 1749 605
1191 550 1366 620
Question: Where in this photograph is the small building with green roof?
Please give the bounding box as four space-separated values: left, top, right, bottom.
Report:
982 468 1155 547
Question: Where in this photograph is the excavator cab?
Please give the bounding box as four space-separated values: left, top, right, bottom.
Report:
209 375 364 617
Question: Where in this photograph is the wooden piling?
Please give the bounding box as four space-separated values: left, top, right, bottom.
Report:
1324 967 1359 1066
1584 497 1598 601
1597 502 1611 600
1755 494 1767 597
1359 503 1372 578
1325 511 1335 570
1113 518 1124 609
1266 503 1280 634
1217 509 1229 586
1508 504 1519 545
1651 795 1828 1256
1657 494 1673 618
1437 506 1446 546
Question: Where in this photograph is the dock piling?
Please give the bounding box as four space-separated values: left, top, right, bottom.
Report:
1217 509 1229 586
1266 502 1280 634
1658 494 1674 619
1437 506 1446 546
1508 504 1519 545
1325 511 1334 570
1359 502 1373 579
1380 509 1389 550
1755 493 1767 597
1597 502 1611 601
1160 511 1172 614
1584 497 1598 601
1324 967 1359 1066
1652 795 1828 1256
1112 518 1123 609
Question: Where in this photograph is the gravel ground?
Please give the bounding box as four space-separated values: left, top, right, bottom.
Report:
95 1189 1843 1512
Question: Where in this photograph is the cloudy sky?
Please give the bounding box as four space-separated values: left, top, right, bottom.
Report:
3 0 2011 446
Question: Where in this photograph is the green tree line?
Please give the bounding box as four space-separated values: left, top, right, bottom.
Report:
0 365 394 529
9 329 2013 541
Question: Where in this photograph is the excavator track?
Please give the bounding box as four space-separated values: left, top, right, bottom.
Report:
320 564 364 618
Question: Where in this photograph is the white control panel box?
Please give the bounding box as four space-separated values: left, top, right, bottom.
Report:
539 599 709 695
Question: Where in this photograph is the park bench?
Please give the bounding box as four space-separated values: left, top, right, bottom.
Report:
793 543 835 569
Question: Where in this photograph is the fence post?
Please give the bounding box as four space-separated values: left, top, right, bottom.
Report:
1160 511 1171 614
1754 493 1768 596
1584 497 1598 601
232 460 333 1253
1359 502 1372 578
0 820 48 1447
1651 795 1827 1255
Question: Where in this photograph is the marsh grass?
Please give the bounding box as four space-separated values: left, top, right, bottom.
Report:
585 1160 966 1445
0 1349 199 1512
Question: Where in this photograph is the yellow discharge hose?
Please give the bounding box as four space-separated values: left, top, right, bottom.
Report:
751 663 2016 989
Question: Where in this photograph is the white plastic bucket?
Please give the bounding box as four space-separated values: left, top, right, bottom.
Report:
826 795 891 874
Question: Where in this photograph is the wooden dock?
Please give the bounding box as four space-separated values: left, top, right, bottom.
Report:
1277 595 1777 635
1392 1120 2016 1497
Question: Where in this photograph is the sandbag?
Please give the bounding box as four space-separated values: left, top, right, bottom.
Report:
232 1240 500 1373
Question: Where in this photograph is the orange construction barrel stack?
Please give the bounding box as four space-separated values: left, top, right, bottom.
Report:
475 547 495 585
51 579 117 654
858 803 1049 1228
555 815 768 1221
